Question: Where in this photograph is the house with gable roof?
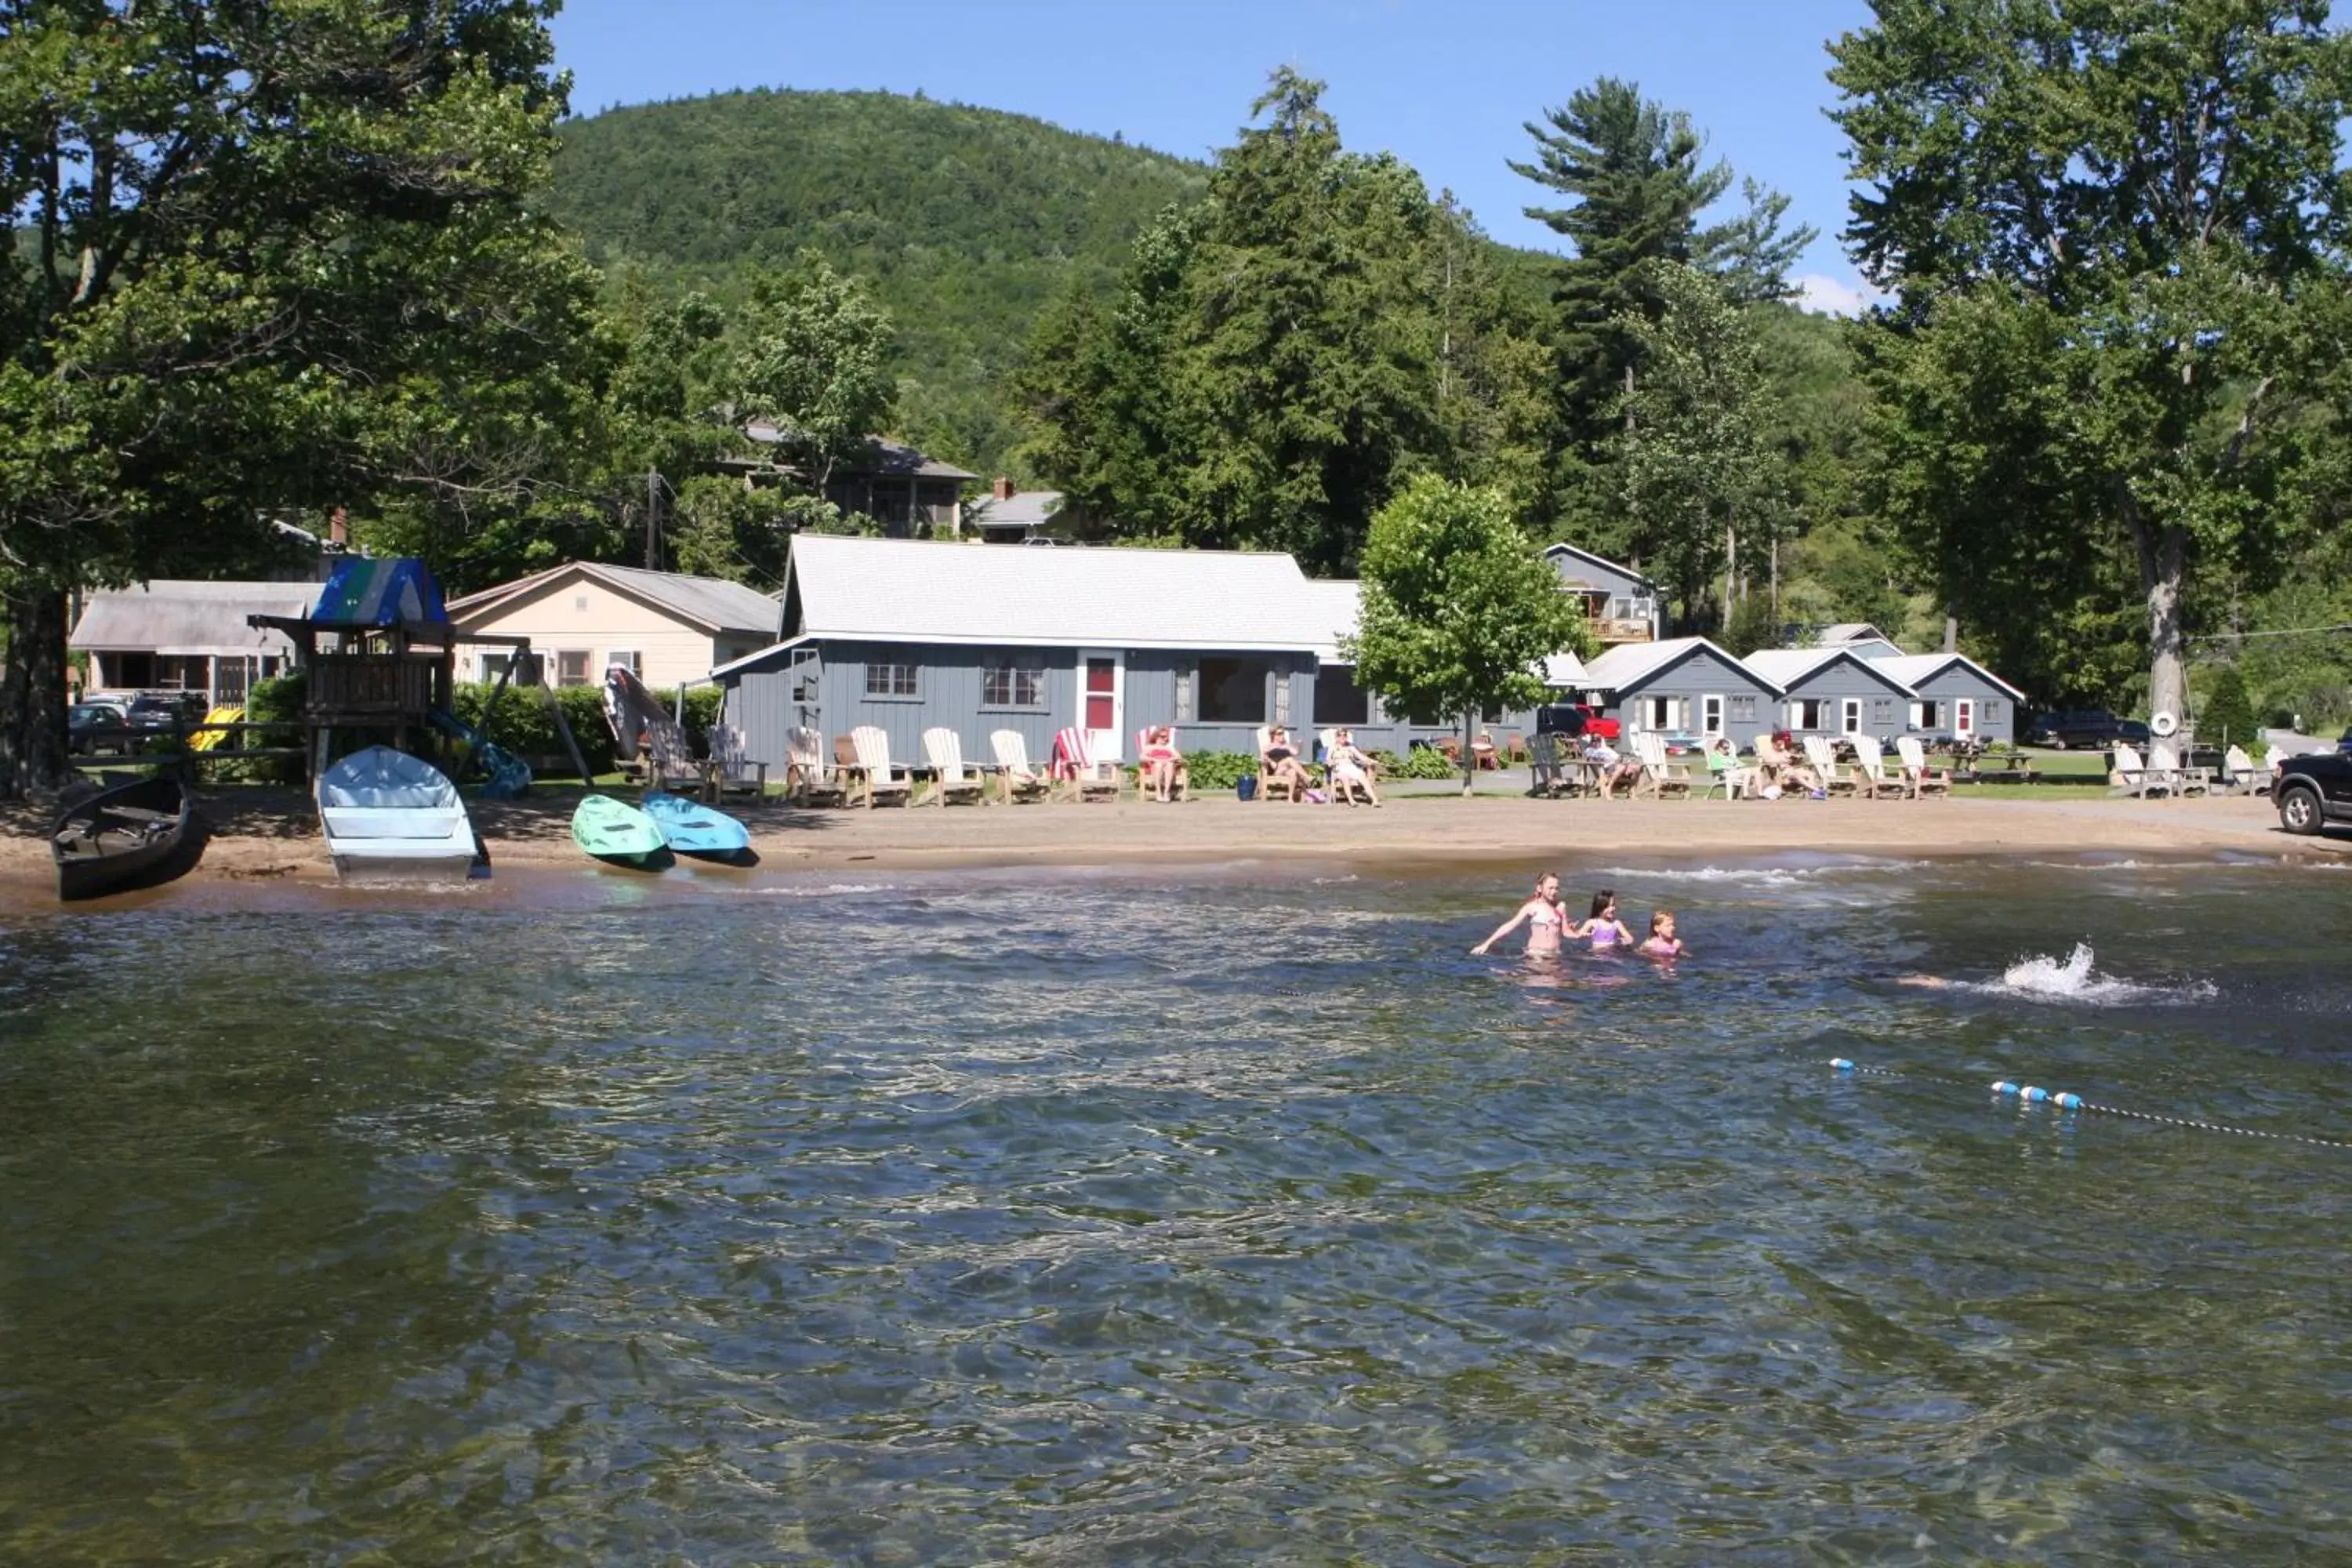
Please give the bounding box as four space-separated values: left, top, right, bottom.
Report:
1573 636 1784 742
713 535 1329 773
1743 647 1922 741
1543 543 1661 645
1871 652 2024 742
445 562 782 691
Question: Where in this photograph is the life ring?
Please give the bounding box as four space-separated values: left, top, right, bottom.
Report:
2150 710 2180 737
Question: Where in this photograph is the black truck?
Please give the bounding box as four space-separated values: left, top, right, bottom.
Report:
2274 752 2352 836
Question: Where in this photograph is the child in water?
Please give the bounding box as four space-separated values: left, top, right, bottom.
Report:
1638 909 1686 958
1580 890 1636 950
1472 872 1566 956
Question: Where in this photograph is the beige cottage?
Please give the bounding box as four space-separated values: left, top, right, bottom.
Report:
446 563 781 691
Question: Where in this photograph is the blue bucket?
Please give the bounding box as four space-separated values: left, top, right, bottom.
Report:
1236 775 1257 802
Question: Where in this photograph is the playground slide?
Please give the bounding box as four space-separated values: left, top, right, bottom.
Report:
427 708 533 799
190 705 241 753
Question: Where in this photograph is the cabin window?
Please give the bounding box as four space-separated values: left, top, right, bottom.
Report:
1643 695 1675 730
1915 699 1941 729
556 650 592 688
1316 667 1370 727
480 653 512 684
1730 695 1757 723
605 650 641 677
1174 663 1196 723
1871 697 1896 728
1197 658 1271 724
1793 698 1826 731
865 661 919 699
1982 698 2003 724
981 658 1044 709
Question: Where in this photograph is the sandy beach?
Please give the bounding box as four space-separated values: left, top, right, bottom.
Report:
4 784 2339 900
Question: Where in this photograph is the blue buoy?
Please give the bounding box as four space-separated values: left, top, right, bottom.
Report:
1992 1081 2020 1096
2021 1085 2050 1102
2054 1091 2082 1110
1832 1058 1856 1073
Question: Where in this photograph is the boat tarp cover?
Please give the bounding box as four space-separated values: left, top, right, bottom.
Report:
317 746 463 810
310 557 448 629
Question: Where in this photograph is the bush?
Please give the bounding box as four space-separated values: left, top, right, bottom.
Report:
225 673 307 784
448 681 724 778
2198 665 2258 749
1375 746 1460 780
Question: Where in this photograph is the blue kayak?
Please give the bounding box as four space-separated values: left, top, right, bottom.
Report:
640 792 752 863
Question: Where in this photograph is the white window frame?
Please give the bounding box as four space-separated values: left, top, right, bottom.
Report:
1730 694 1757 724
980 657 1044 710
1644 695 1675 731
1842 698 1864 734
1701 694 1724 735
605 649 642 678
864 660 920 700
555 649 593 688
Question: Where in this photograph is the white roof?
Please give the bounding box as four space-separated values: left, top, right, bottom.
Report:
448 561 781 637
1581 636 1780 695
775 535 1324 655
966 490 1064 530
1744 646 1917 696
1819 622 1887 644
1871 652 2027 702
1297 579 1362 660
1542 651 1588 686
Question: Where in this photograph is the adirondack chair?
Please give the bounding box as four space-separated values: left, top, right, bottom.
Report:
1802 734 1860 797
1254 725 1303 802
1632 731 1693 798
644 721 707 796
2110 742 2166 798
989 730 1052 804
1895 735 1952 797
2220 744 2267 796
705 722 768 800
1134 727 1190 802
1850 735 1908 798
920 728 986 807
1051 727 1120 803
784 727 848 807
847 726 913 808
1529 731 1569 797
2150 739 2211 797
1751 733 1797 794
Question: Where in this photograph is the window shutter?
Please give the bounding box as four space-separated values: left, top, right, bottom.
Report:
1175 663 1195 723
1273 670 1292 726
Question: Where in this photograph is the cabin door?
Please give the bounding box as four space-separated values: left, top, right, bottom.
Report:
1700 694 1724 736
1842 698 1864 735
1081 651 1124 761
1955 699 1976 738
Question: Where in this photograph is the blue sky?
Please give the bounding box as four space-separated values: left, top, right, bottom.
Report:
551 0 1882 313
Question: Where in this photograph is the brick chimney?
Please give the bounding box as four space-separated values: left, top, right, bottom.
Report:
328 507 349 548
992 476 1014 502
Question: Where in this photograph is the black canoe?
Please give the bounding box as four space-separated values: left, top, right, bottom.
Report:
51 775 200 902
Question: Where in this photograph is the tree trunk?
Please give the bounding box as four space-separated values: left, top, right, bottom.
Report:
1943 610 1957 654
0 585 73 800
1461 706 1475 797
2116 483 2190 736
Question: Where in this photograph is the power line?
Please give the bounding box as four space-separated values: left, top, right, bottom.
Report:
2190 622 2352 644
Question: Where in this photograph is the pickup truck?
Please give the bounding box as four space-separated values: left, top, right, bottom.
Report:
2274 752 2352 836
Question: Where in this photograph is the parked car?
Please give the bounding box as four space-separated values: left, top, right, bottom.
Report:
2337 725 2352 757
122 691 206 736
2274 752 2352 835
1534 703 1621 742
67 699 135 756
2026 710 2124 749
2117 718 2151 745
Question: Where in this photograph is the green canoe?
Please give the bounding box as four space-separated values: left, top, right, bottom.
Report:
572 794 670 868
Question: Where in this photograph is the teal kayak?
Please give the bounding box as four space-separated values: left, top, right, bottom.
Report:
641 792 752 863
572 795 669 868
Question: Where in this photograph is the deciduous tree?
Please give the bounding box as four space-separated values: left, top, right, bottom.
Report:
1345 476 1590 794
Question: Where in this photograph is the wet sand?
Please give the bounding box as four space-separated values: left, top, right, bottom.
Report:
2 785 2339 903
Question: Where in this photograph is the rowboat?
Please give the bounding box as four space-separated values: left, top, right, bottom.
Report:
316 746 481 882
572 794 670 869
51 775 198 901
640 792 752 864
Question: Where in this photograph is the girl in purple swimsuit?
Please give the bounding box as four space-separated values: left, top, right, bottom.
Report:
1579 889 1635 950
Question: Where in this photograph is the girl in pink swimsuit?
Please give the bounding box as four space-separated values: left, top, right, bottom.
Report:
1473 873 1566 956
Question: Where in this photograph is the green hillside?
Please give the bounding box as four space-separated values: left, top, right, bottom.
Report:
547 89 1210 474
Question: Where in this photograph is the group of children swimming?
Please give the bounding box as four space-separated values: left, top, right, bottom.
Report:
1472 874 1686 960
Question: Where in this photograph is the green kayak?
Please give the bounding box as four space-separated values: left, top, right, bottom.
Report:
572 794 670 868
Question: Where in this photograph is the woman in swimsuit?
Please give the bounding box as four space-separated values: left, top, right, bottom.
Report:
1581 889 1635 950
1261 726 1312 801
1139 724 1188 802
1472 873 1566 956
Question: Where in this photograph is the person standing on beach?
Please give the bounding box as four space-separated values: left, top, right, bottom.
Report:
1473 873 1567 956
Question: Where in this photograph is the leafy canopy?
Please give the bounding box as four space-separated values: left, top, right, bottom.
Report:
1346 476 1590 772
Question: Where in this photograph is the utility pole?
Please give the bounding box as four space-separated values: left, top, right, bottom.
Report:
644 470 661 571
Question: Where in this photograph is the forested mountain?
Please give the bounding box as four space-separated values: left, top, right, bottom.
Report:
547 89 1208 474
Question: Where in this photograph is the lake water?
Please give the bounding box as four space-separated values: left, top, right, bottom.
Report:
2 854 2348 1563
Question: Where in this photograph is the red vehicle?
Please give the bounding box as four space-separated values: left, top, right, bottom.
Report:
1573 704 1621 742
1537 702 1620 742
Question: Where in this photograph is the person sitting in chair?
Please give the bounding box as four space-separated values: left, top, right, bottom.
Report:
1260 725 1312 801
1138 724 1189 803
1325 728 1382 807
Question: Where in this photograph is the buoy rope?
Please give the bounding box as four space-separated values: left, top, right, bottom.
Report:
1826 1058 2352 1151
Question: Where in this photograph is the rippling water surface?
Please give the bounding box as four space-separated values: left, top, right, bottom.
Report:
2 855 2348 1563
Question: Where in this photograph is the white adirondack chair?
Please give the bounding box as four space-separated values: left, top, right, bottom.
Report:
2111 742 2165 797
1632 731 1692 797
1895 735 1951 797
848 725 913 808
1850 735 1907 798
988 730 1052 804
784 727 848 807
1802 734 1859 797
2220 744 2268 796
2151 739 2211 797
920 727 986 807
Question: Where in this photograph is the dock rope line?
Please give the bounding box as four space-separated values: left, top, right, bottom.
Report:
1827 1058 2352 1151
